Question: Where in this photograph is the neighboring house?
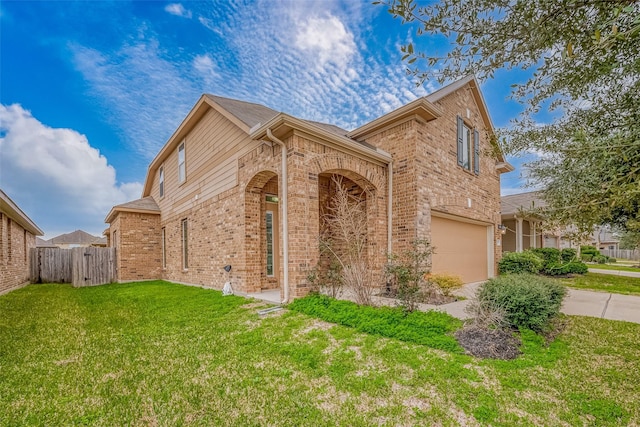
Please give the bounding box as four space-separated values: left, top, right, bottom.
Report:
38 230 107 248
106 76 513 300
0 189 44 294
592 226 620 251
501 191 584 252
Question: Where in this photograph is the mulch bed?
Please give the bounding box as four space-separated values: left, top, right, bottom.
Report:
455 326 522 360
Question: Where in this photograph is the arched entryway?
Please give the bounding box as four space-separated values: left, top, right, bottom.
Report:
245 171 281 294
313 170 380 287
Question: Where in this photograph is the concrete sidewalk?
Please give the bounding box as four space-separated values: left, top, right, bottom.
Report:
588 268 640 278
562 289 640 323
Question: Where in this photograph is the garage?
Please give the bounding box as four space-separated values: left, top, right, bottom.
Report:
430 214 492 284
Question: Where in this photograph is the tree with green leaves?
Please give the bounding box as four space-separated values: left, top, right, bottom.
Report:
619 229 640 250
381 0 640 232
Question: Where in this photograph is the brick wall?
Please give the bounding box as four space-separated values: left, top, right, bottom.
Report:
111 212 162 281
0 213 37 294
363 85 503 275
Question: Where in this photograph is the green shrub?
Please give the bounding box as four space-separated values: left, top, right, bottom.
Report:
385 239 433 313
608 257 617 263
568 261 589 274
544 261 588 275
530 248 561 266
288 293 462 352
475 274 567 331
581 245 600 256
593 255 608 264
560 248 577 262
499 251 543 274
581 254 593 262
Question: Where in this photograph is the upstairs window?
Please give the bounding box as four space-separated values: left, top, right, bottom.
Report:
178 141 186 183
457 116 480 175
159 166 165 198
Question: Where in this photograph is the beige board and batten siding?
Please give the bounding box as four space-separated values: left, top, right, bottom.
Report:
431 214 491 284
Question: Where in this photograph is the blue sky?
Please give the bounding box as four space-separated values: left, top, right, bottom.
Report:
1 0 535 239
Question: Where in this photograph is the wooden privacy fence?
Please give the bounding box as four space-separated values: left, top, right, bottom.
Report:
600 249 640 261
30 247 117 287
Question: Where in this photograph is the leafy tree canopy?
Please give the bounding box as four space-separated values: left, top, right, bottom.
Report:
382 0 640 232
618 229 640 250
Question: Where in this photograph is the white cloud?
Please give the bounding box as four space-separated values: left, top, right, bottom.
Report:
70 41 197 159
164 3 192 19
294 15 356 71
0 104 142 237
193 53 218 84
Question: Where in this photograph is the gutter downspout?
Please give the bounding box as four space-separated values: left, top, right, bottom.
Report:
266 128 289 304
387 159 393 255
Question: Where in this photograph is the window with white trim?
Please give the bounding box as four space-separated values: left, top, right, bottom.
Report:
159 166 164 198
178 141 186 183
456 116 480 175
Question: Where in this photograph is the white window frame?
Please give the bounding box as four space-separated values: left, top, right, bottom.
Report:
178 141 186 184
159 165 165 198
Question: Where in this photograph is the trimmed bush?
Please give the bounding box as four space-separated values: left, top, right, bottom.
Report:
498 251 543 274
475 274 567 331
608 257 617 263
530 248 561 266
568 261 589 274
544 261 588 275
560 248 577 262
581 245 600 256
581 254 593 262
593 255 608 264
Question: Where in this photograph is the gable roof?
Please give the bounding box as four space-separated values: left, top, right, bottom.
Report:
348 75 508 164
425 75 493 130
140 75 510 197
348 97 443 140
205 95 279 129
0 189 43 236
105 196 160 223
501 191 546 217
49 230 103 245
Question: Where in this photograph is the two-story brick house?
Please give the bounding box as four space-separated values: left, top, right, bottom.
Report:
105 76 513 301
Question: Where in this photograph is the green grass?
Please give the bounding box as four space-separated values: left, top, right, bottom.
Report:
289 293 463 352
557 272 640 295
1 281 639 426
587 263 640 273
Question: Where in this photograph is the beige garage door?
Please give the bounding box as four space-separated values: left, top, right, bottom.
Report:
431 215 489 284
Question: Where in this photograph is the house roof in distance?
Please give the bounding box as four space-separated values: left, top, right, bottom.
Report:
48 230 104 245
501 191 546 217
0 188 43 236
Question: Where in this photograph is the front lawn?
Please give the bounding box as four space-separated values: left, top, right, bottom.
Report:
1 281 639 426
557 272 640 296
